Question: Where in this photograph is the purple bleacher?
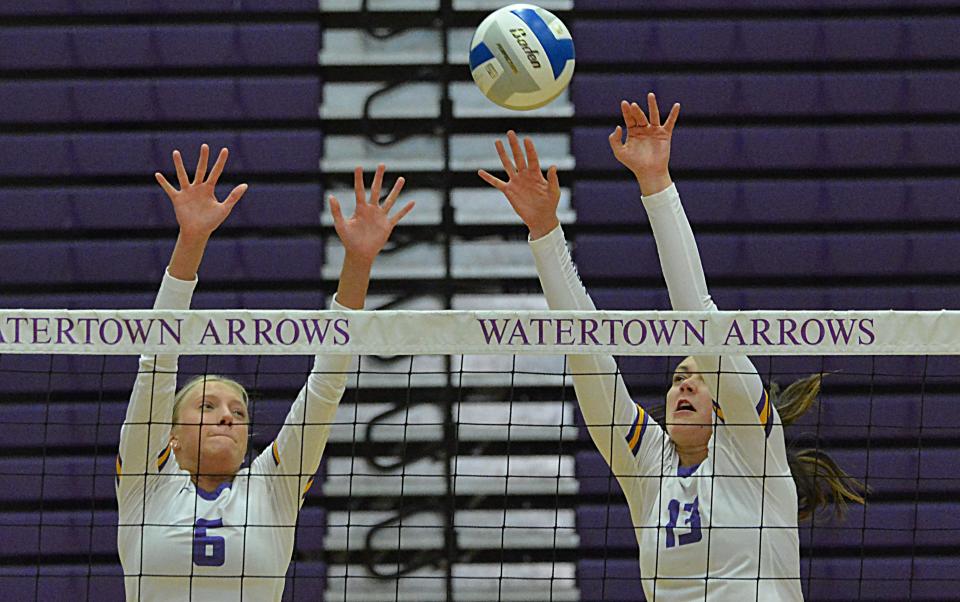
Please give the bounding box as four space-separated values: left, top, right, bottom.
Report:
576 446 960 499
574 125 960 171
788 393 960 442
0 0 315 15
0 354 319 396
572 392 959 444
591 285 960 311
577 557 960 601
0 564 125 601
577 502 960 552
0 131 320 177
0 78 320 124
573 18 960 65
0 456 120 504
0 397 321 454
0 355 139 396
0 184 322 233
572 179 960 227
0 561 324 601
574 233 959 279
0 237 322 285
573 73 960 117
0 25 319 70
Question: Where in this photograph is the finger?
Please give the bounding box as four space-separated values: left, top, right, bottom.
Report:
192 144 209 185
630 102 650 127
607 126 623 153
207 148 229 187
369 163 386 205
523 137 541 173
154 172 177 198
478 169 508 191
507 130 527 172
546 165 560 197
223 183 248 210
389 200 416 227
495 139 516 176
620 100 634 128
381 176 405 213
664 102 681 132
328 195 345 226
647 92 661 126
172 150 189 188
353 167 366 209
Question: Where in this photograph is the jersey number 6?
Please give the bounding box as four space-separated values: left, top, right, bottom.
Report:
665 497 702 549
193 518 226 567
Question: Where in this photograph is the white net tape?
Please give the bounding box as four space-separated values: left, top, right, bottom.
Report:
2 309 957 355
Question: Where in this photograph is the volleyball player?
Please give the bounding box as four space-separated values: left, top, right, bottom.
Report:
479 97 864 600
116 144 414 601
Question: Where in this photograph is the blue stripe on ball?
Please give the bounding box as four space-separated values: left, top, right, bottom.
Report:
469 41 496 71
511 7 574 80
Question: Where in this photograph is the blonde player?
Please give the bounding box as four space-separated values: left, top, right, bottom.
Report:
116 144 414 601
479 97 864 600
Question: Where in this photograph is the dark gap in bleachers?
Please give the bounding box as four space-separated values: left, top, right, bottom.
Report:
568 221 960 236
579 59 960 74
570 8 960 21
577 166 960 180
0 120 324 134
0 226 321 242
0 280 325 295
582 274 960 288
0 65 322 80
0 13 327 27
0 554 121 567
0 174 323 189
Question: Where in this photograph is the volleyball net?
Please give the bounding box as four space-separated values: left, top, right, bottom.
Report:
1 308 959 601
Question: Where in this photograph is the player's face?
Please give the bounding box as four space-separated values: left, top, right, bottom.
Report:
665 357 713 446
173 381 249 477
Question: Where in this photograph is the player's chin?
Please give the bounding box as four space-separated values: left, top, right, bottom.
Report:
668 419 712 437
203 434 239 452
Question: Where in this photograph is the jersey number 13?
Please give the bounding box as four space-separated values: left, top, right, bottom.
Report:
665 497 702 549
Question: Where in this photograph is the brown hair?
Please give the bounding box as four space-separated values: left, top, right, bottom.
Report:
171 375 250 425
770 374 868 521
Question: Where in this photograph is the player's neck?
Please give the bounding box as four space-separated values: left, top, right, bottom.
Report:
194 473 235 494
676 444 708 469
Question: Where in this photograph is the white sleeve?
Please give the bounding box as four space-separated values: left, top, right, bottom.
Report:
530 225 667 505
252 295 352 512
116 269 196 502
642 184 780 472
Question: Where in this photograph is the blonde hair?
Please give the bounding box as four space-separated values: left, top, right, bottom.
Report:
172 375 249 425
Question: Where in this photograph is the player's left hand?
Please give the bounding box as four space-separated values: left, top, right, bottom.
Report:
479 130 561 240
329 164 415 265
608 92 680 193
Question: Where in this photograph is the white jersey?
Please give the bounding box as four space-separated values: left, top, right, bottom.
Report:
529 184 802 601
115 271 351 601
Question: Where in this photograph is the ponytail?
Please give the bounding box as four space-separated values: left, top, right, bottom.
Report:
772 373 868 521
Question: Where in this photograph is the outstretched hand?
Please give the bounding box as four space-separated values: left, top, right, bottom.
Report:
478 130 561 240
608 92 680 196
328 164 415 266
155 144 248 239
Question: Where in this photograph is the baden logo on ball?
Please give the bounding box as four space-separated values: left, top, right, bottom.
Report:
469 4 575 111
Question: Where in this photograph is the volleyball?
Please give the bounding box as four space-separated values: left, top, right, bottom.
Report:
468 4 575 111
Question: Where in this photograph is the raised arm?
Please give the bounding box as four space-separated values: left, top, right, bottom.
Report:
479 132 666 498
610 95 774 455
256 164 414 510
117 145 247 499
